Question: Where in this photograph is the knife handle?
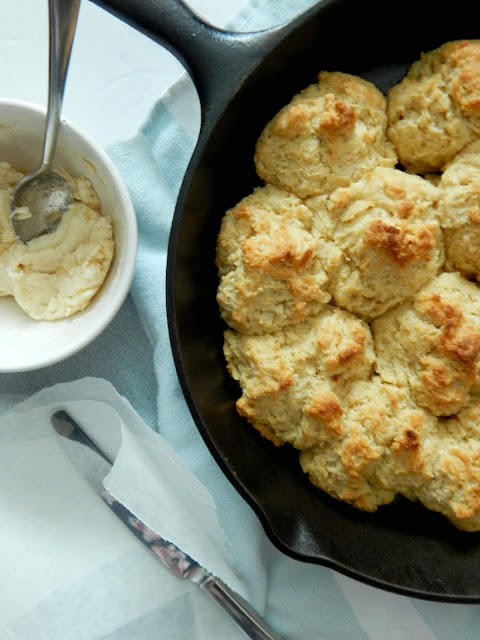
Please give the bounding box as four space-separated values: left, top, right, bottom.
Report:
195 572 285 640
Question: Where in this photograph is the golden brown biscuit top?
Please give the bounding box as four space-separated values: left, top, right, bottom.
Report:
373 273 480 417
320 167 444 319
216 185 331 334
254 71 397 198
387 40 480 173
442 40 480 117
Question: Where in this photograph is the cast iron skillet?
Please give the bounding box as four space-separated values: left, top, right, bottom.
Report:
94 0 480 601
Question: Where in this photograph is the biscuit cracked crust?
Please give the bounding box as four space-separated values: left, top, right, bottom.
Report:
224 307 375 449
216 185 331 333
217 42 480 532
387 40 480 173
439 140 480 278
320 167 444 319
373 272 480 417
254 71 397 199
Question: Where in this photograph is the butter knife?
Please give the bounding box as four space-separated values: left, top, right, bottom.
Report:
50 408 284 640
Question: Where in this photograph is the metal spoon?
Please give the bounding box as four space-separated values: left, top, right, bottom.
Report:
10 0 81 244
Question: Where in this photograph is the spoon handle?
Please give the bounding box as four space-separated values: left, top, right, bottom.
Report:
42 0 81 170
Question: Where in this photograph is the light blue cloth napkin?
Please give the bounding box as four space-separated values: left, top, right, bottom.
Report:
2 0 480 638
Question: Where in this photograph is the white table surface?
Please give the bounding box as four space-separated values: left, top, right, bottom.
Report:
0 0 246 149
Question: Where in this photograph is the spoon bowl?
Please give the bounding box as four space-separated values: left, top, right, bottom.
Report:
10 169 73 243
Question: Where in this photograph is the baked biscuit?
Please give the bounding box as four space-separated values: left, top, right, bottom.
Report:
322 167 444 319
373 272 480 416
438 140 480 278
415 398 480 531
216 185 331 334
223 307 374 449
300 378 435 512
387 40 480 173
254 71 397 199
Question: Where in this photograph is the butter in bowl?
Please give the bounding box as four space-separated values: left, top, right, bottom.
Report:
0 100 137 372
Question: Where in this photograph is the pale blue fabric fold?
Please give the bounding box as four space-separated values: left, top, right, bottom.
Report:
2 0 480 637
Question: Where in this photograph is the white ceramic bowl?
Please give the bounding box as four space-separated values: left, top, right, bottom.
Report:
0 99 137 372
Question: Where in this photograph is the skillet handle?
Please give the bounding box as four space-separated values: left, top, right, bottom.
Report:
92 0 288 130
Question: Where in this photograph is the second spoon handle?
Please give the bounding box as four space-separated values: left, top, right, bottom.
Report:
42 0 81 170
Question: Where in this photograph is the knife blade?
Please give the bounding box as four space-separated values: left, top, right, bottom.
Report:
50 408 284 640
